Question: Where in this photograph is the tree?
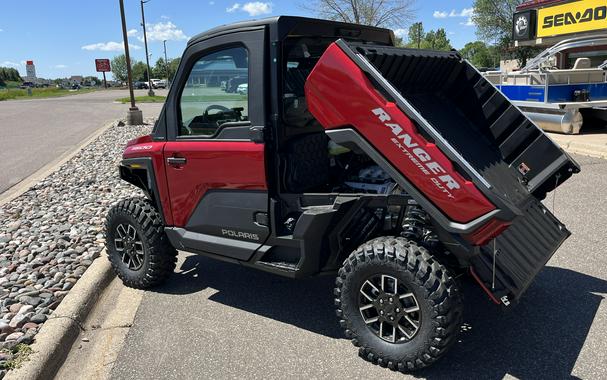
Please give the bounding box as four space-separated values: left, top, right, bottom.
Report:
303 0 416 28
111 54 129 82
421 28 451 51
472 0 539 67
407 22 424 49
131 61 148 82
167 58 181 82
460 41 498 68
405 23 452 51
0 67 22 82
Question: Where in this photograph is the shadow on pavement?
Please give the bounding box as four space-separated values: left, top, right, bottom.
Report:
154 255 606 379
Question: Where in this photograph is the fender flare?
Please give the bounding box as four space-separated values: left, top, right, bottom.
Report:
119 157 166 224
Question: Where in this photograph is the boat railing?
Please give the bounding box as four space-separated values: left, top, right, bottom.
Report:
520 35 607 73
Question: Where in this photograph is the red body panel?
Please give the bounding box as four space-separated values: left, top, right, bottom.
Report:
163 141 267 227
123 136 174 226
305 43 495 223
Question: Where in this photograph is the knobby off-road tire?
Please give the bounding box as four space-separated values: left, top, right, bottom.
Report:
335 237 463 372
105 197 177 289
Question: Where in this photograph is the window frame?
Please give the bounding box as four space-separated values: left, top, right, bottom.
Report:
163 27 266 142
176 43 251 140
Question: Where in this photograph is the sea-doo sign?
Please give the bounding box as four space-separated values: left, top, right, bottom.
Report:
537 0 607 38
513 10 535 41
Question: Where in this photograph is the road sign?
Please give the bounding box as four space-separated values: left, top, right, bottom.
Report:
95 59 111 72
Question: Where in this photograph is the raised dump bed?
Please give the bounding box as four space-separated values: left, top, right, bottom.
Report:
306 39 580 301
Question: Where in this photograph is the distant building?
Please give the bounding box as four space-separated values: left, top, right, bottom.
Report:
69 76 84 85
25 60 36 79
513 0 607 68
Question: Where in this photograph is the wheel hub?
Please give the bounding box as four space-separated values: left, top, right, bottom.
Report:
359 274 421 343
114 223 145 271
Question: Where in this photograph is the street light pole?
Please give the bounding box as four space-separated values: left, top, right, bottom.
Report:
140 0 155 97
163 39 169 85
119 0 142 125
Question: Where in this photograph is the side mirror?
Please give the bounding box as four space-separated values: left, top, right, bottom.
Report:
249 126 264 143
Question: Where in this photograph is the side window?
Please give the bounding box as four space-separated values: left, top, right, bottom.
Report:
178 46 249 137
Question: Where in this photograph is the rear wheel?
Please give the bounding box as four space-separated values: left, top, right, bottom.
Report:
335 237 463 371
105 197 177 289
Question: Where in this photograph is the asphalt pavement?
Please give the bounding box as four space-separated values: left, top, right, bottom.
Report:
109 154 607 379
0 89 166 194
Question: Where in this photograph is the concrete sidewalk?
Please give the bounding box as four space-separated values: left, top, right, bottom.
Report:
548 130 607 159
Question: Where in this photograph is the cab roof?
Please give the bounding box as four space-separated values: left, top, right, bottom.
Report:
188 15 394 46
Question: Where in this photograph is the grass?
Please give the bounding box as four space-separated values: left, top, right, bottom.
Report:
181 94 246 102
0 344 33 370
116 95 167 103
0 87 96 101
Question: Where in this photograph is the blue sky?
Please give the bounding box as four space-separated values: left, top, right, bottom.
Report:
0 0 477 79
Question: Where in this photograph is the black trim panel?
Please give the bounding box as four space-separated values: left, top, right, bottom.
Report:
120 157 165 223
185 189 270 245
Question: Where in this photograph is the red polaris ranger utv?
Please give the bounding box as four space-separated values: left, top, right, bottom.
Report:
106 16 580 372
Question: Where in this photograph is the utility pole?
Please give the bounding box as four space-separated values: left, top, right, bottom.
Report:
140 0 155 96
119 0 142 125
163 39 169 85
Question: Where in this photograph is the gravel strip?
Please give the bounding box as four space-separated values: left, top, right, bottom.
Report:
0 120 153 377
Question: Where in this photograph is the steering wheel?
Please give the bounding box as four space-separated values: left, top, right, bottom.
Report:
203 104 231 118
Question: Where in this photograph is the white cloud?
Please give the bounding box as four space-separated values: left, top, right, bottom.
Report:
242 2 272 16
81 41 141 51
54 64 67 69
434 7 475 26
226 3 241 12
460 18 474 27
461 8 474 17
145 21 188 41
1 61 21 68
392 28 407 39
161 15 170 19
447 8 474 18
227 2 271 16
127 29 138 36
209 1 215 4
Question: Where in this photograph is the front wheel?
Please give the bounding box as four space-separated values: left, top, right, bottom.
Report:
335 237 463 372
105 197 177 289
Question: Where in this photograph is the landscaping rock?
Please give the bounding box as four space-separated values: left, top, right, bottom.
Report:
0 121 152 357
8 313 29 329
4 332 24 341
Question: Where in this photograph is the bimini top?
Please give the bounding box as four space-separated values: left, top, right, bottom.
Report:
187 15 394 46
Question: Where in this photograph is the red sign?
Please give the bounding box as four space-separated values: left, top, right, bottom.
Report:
95 59 111 72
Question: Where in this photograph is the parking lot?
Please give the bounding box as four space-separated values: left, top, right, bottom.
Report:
0 89 166 195
108 154 607 379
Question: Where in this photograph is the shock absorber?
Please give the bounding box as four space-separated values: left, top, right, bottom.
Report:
401 203 440 250
401 203 427 241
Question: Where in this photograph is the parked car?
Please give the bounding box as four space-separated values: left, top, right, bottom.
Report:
19 82 35 89
236 83 248 95
225 76 247 93
151 79 167 89
133 81 149 89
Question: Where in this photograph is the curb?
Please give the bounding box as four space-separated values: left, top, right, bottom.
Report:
4 252 115 380
547 133 607 160
0 119 118 207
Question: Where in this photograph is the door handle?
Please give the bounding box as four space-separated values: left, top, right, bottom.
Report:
167 156 187 166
